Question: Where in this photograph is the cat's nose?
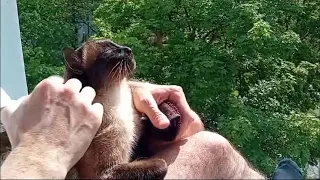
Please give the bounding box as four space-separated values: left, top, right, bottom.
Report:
119 46 132 56
107 40 132 53
122 46 132 54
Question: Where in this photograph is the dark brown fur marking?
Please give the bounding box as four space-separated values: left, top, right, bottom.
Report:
63 39 169 179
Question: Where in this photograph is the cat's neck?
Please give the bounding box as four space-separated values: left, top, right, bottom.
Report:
95 78 131 110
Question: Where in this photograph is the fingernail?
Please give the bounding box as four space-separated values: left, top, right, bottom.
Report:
158 117 170 129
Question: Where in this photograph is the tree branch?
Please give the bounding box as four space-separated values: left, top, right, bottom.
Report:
75 20 97 34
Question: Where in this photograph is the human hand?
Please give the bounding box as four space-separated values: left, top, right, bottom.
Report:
1 76 103 173
130 81 204 140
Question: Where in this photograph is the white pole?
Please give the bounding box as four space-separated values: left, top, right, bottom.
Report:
1 0 28 100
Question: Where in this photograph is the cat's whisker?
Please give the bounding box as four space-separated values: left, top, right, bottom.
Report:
118 61 124 85
106 61 121 81
110 66 119 87
125 61 132 76
123 61 128 74
116 62 122 82
105 61 121 89
112 69 120 88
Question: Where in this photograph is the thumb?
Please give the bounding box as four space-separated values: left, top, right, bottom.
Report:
138 95 170 129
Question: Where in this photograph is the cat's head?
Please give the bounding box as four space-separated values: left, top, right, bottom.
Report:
63 39 135 89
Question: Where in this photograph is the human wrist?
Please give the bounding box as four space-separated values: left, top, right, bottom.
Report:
1 143 69 179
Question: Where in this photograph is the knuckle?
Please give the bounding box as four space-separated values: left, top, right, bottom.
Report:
92 118 102 129
88 113 102 129
38 78 56 92
90 113 99 121
89 107 99 118
151 111 163 123
170 85 183 93
62 86 75 97
169 85 184 99
36 76 63 95
140 97 153 108
79 101 90 112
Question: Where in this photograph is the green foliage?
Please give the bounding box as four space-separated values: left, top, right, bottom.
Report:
218 98 320 174
18 0 99 91
20 0 320 176
94 0 320 176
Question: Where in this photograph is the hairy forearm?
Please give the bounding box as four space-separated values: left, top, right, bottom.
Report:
224 140 266 179
152 131 265 179
1 145 68 179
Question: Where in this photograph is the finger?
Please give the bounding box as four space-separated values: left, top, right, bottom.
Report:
29 76 65 102
167 85 191 111
64 78 82 93
91 103 104 128
165 85 194 139
139 95 170 129
35 76 64 91
80 86 96 104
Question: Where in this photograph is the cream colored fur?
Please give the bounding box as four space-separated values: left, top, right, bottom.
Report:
67 78 144 179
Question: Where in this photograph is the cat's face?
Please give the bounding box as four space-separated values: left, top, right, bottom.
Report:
63 39 136 89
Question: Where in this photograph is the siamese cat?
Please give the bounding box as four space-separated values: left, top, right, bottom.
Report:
63 39 180 179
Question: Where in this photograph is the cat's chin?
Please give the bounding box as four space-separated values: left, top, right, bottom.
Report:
103 62 134 83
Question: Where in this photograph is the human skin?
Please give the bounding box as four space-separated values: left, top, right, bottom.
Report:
129 81 204 139
130 82 265 179
0 76 103 179
1 77 264 179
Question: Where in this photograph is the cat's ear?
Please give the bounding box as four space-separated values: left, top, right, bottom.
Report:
63 47 83 75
